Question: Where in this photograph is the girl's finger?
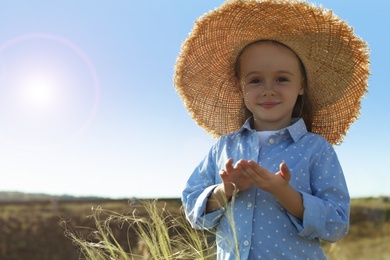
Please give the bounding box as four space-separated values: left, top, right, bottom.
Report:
279 162 291 182
225 158 234 172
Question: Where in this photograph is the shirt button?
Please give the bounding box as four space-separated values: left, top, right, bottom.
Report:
243 240 250 246
268 138 275 144
247 202 252 208
279 130 285 135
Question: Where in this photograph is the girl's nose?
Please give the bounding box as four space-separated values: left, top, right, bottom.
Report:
262 81 275 96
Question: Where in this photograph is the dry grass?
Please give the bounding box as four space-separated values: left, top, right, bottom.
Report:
61 200 216 260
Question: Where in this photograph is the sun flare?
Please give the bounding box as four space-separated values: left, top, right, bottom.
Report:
0 33 100 149
20 75 58 109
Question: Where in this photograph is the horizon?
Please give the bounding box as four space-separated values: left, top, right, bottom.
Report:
1 190 388 201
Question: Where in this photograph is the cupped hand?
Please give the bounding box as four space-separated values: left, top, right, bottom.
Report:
219 158 253 197
237 160 291 195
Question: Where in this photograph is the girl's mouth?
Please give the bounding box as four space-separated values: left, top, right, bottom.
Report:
259 102 279 109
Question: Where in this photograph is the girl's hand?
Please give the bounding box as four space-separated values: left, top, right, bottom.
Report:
219 158 253 198
237 160 291 196
237 160 304 220
206 158 252 213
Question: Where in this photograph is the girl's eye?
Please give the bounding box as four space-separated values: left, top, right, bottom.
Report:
277 77 289 82
249 78 261 84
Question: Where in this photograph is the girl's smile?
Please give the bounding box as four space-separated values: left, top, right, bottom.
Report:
259 102 280 109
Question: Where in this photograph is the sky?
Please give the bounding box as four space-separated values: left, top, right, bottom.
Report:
0 0 388 199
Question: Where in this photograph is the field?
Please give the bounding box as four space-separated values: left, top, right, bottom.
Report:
0 196 389 259
323 198 390 259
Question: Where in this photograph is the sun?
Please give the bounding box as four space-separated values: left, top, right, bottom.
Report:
20 75 58 109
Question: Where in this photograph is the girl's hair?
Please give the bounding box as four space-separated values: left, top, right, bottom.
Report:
234 40 313 132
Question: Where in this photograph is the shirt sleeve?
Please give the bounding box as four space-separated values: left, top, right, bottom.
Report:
181 143 225 230
287 140 350 242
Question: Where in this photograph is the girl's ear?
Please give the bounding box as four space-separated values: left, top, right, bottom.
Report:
298 84 304 95
235 77 243 96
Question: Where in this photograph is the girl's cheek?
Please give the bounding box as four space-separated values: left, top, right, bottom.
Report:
246 87 262 96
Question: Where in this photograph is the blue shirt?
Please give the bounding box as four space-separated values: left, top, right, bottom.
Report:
182 118 350 260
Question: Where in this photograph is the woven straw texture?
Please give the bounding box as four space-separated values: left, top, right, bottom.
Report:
174 0 370 145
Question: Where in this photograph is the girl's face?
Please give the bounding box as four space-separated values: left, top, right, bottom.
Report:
237 42 304 131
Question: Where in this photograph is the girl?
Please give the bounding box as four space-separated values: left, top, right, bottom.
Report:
174 1 370 259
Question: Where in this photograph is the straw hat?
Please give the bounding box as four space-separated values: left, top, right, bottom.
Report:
174 0 370 145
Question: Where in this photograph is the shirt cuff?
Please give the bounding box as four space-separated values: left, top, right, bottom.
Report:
192 184 226 229
287 192 326 240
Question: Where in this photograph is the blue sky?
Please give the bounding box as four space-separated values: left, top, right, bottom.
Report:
0 0 388 199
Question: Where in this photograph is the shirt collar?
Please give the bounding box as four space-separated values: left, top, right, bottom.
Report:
286 118 308 142
233 117 308 143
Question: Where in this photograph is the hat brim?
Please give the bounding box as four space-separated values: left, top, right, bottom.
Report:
174 0 370 145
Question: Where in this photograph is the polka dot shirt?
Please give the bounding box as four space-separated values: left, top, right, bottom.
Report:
182 118 350 260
